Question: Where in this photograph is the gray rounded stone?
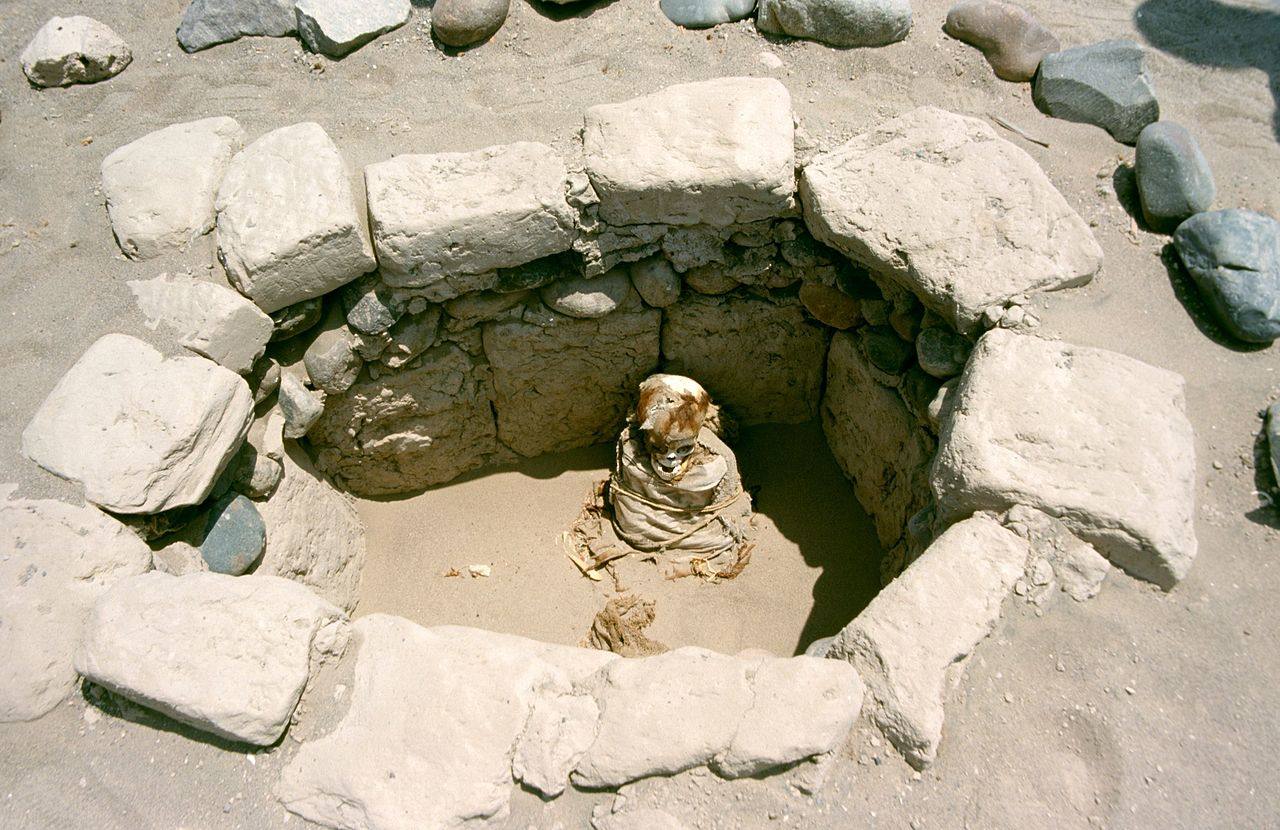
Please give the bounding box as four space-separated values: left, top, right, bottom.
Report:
1267 401 1280 489
540 271 634 319
916 326 971 379
341 274 405 335
280 373 325 438
1173 209 1280 344
200 493 266 575
661 0 757 29
858 326 914 375
943 0 1059 82
304 325 362 395
1033 40 1159 145
1135 121 1215 233
431 0 509 48
756 0 912 48
177 0 297 53
270 297 324 342
628 256 682 308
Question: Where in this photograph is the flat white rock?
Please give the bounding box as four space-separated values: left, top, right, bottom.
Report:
21 16 131 87
74 572 344 745
828 516 1028 768
932 330 1198 588
295 0 411 57
365 142 575 290
0 487 151 721
584 77 796 226
801 107 1102 333
276 617 615 830
216 122 376 313
21 334 254 514
102 117 246 259
256 438 366 613
129 274 273 374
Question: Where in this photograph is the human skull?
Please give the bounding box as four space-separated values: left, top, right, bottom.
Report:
635 374 711 482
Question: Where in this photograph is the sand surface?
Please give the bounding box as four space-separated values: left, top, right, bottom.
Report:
1 0 1279 827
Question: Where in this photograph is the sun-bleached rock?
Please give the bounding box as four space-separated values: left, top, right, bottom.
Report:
0 488 151 722
310 341 499 495
484 309 661 457
583 77 795 227
594 809 690 830
177 0 297 51
102 117 245 259
827 516 1027 768
75 571 344 745
800 107 1102 333
366 143 575 292
932 330 1197 588
129 274 273 375
572 648 755 787
21 16 131 87
1003 505 1110 602
216 122 376 313
540 270 635 319
22 334 253 514
295 0 411 57
276 617 615 830
511 693 600 798
662 293 827 424
713 655 863 777
256 439 366 613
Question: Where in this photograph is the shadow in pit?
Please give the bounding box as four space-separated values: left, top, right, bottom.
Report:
1158 242 1273 353
1134 0 1280 142
732 421 884 656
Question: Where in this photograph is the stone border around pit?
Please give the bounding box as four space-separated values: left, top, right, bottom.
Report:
6 76 1198 830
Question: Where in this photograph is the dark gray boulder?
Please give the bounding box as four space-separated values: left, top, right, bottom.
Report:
177 0 297 53
1033 39 1159 145
1135 121 1215 233
1173 209 1280 344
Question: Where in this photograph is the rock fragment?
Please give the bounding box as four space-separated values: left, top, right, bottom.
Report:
0 490 151 722
512 694 600 797
279 373 325 439
801 107 1101 333
1135 122 1215 233
102 118 245 260
1173 209 1280 344
365 143 574 291
216 122 376 313
660 0 757 29
829 517 1025 768
295 0 411 57
304 310 363 395
177 0 297 52
271 297 325 342
1003 505 1110 602
540 270 635 319
943 0 1059 82
431 0 510 48
1033 40 1159 145
915 326 970 379
199 493 266 575
756 0 912 48
584 77 795 226
75 572 344 745
129 274 274 375
21 17 131 87
799 281 860 328
629 256 682 308
932 330 1198 588
22 335 253 514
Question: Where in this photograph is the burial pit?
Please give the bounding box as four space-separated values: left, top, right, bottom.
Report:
9 75 1204 829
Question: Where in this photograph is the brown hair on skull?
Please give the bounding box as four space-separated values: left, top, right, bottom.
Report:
635 374 710 482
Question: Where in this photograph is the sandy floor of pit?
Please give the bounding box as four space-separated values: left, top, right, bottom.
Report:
1 0 1278 827
356 422 883 657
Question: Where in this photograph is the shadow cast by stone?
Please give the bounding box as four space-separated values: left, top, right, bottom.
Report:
733 422 884 656
526 0 620 23
1160 243 1271 353
1110 162 1152 231
1134 0 1280 141
1247 421 1280 529
80 681 273 754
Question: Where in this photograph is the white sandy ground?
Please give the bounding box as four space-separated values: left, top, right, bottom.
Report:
0 0 1278 827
